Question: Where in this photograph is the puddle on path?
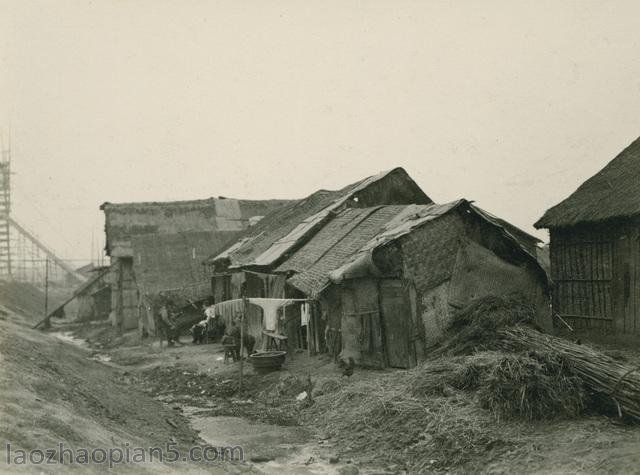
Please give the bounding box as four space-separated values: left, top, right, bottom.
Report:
185 409 342 474
50 331 112 362
51 330 89 347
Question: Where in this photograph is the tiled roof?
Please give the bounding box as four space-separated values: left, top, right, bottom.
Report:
278 206 409 296
207 167 432 269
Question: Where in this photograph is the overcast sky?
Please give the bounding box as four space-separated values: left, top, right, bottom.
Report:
2 1 640 265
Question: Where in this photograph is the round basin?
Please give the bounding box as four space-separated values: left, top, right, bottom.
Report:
248 351 287 374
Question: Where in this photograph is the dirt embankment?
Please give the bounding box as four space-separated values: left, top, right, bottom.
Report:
0 314 241 474
0 281 70 323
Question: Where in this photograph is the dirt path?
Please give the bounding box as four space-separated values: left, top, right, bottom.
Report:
63 326 640 474
45 324 359 474
9 314 640 474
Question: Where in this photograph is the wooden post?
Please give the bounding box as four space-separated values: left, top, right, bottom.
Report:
313 301 320 354
44 258 49 318
239 297 246 391
306 301 311 357
285 302 292 362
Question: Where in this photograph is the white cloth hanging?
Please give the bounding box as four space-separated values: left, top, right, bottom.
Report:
247 298 294 331
300 302 310 326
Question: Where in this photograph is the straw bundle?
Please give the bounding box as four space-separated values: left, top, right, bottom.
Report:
499 326 640 422
477 351 585 420
433 295 537 356
409 352 509 397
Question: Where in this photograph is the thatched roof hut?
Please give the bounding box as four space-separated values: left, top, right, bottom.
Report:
535 135 640 334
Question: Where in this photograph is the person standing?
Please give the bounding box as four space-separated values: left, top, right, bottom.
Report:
158 303 178 347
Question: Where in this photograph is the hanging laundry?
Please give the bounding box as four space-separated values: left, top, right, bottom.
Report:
300 302 310 326
215 299 244 328
248 298 294 331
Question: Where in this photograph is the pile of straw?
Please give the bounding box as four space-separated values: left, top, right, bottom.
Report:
499 326 640 422
408 351 586 421
477 351 585 420
409 352 504 397
303 371 505 471
433 295 537 356
302 296 640 471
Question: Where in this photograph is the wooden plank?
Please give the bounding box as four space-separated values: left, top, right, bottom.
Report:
588 244 596 317
378 280 415 369
624 231 634 333
565 245 573 314
552 239 618 321
558 313 613 321
580 245 588 315
631 228 640 334
573 245 581 315
340 279 385 368
613 232 630 333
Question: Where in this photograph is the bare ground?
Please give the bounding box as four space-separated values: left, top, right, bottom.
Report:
0 309 248 474
3 311 640 474
107 329 640 474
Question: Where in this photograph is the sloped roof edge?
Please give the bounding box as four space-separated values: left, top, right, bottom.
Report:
245 167 424 268
328 199 545 287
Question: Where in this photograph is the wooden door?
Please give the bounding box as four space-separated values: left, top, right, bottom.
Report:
341 279 385 368
379 279 416 368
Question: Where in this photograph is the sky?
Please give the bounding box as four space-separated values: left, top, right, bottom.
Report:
1 0 640 265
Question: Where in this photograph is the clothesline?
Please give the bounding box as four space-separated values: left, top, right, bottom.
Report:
212 297 315 332
214 297 313 304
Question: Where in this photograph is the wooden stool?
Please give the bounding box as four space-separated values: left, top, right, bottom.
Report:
263 331 288 352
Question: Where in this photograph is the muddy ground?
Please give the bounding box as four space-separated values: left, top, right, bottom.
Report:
2 309 640 474
0 309 250 474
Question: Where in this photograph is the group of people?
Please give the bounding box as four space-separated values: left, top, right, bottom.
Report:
190 301 256 359
152 298 256 359
190 302 226 344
